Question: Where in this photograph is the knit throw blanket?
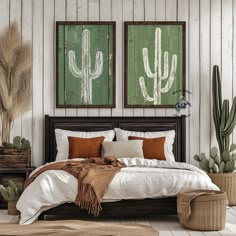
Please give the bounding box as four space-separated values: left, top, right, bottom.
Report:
24 156 126 216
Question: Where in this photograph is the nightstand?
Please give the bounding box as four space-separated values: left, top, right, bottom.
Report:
0 167 35 179
0 167 36 209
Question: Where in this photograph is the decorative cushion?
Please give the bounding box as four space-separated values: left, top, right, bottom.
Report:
128 136 166 160
115 128 175 162
55 129 115 161
102 140 144 158
68 136 105 159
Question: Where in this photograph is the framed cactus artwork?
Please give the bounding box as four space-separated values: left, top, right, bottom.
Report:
124 22 186 108
56 22 116 108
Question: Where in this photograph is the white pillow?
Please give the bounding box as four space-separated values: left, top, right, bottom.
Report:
102 140 144 158
114 128 175 162
55 129 115 161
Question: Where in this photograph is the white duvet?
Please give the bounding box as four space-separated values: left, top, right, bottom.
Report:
17 158 219 225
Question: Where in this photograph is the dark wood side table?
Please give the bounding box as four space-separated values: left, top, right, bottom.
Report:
0 167 36 209
0 167 35 178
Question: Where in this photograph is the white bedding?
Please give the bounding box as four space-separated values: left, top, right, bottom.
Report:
17 158 219 225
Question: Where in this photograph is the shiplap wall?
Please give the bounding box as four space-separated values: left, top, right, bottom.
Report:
0 0 235 167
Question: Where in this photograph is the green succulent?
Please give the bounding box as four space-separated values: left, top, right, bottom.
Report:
13 136 22 149
21 139 31 150
1 136 31 150
0 180 23 202
2 142 14 148
194 145 236 173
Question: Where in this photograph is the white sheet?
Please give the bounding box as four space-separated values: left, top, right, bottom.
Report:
17 158 219 225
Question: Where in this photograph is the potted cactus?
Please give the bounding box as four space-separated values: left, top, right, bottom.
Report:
0 180 23 215
194 65 236 205
0 136 31 168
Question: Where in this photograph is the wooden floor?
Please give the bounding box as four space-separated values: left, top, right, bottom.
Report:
0 207 236 235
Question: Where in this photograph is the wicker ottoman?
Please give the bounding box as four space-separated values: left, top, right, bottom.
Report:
177 190 227 231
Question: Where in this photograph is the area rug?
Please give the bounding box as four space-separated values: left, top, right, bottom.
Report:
0 220 159 236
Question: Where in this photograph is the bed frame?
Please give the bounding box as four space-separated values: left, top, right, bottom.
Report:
39 115 186 220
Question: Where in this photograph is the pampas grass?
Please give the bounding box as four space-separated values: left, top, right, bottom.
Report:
0 23 32 143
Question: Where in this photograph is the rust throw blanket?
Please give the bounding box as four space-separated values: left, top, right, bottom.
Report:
24 156 125 216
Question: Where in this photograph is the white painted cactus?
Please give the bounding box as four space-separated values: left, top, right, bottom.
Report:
139 28 177 105
68 29 103 104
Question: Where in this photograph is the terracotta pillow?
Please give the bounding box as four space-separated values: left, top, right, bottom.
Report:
128 136 166 160
68 136 105 159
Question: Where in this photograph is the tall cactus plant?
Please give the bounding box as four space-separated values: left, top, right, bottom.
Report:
68 29 103 105
139 28 177 105
212 65 236 154
194 65 236 173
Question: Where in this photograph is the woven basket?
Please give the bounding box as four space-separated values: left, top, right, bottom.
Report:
177 190 226 231
208 173 236 206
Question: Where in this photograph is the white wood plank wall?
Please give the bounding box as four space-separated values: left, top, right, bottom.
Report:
0 0 235 166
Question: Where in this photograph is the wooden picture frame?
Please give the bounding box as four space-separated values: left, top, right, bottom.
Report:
124 22 186 108
56 22 116 108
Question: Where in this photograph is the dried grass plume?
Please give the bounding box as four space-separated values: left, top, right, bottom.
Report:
0 23 32 143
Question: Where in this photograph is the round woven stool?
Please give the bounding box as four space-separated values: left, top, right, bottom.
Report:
177 190 227 231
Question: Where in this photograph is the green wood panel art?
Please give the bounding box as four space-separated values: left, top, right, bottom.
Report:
125 22 185 108
56 22 115 108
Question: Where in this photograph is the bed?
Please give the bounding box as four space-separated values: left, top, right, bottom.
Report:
17 115 219 224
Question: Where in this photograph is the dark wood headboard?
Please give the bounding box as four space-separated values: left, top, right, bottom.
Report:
45 115 186 163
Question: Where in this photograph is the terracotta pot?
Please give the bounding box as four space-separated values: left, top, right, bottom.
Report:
8 202 19 215
208 173 236 206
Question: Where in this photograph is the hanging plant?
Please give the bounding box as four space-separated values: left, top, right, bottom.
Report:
0 23 32 143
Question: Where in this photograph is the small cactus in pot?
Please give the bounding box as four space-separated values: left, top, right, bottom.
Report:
0 180 23 215
2 136 31 150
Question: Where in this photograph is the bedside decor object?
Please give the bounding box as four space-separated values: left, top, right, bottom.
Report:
0 180 23 215
177 190 226 231
56 22 115 108
0 136 31 168
173 89 191 116
0 166 35 209
0 23 32 143
194 65 236 205
124 22 185 108
175 96 191 113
